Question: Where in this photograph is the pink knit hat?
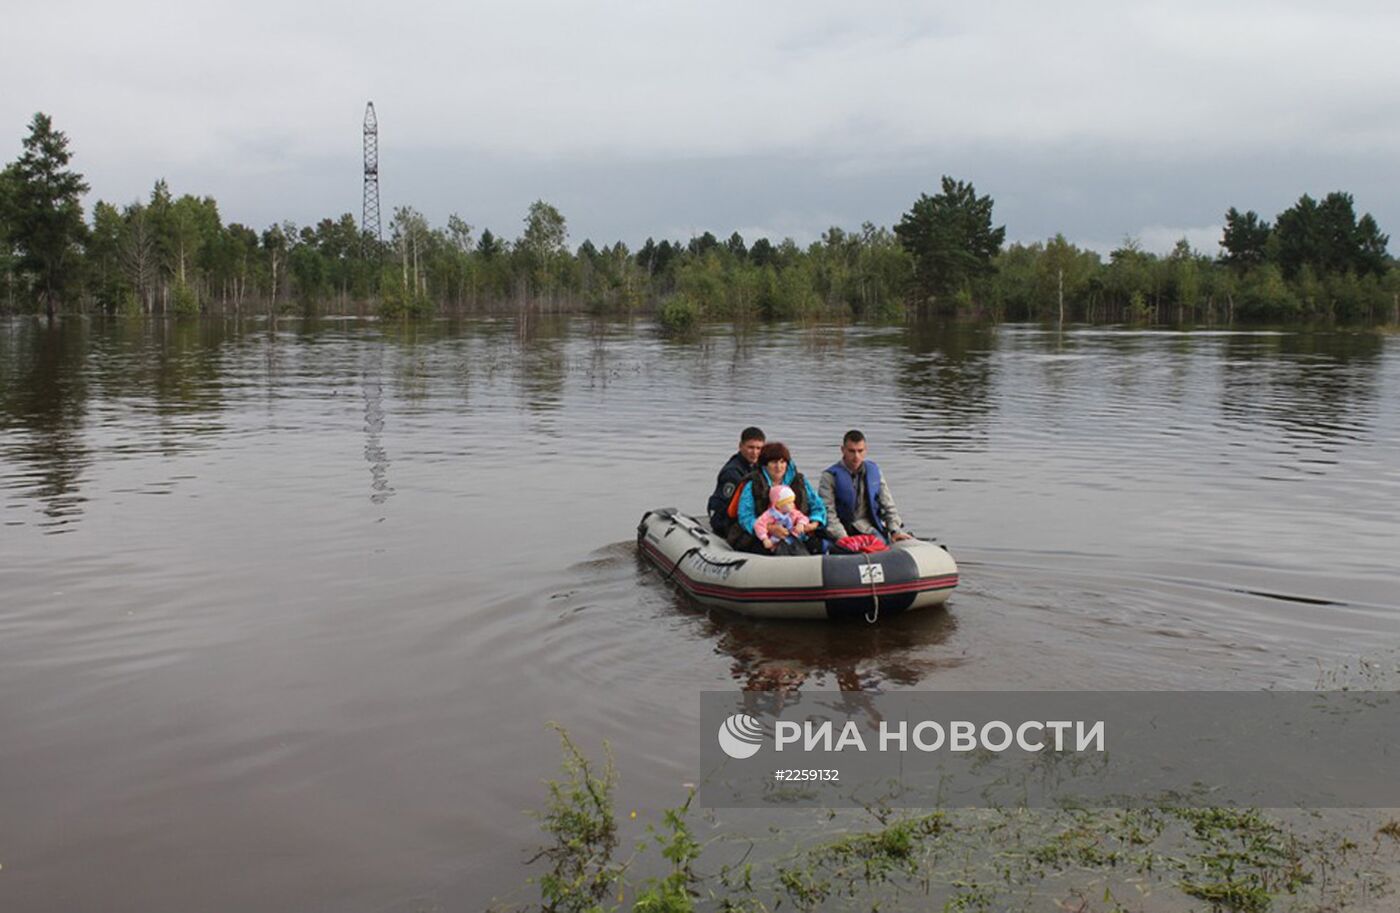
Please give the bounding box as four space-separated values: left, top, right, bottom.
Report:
769 484 795 507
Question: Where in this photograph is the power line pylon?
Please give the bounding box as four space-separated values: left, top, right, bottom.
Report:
362 102 381 248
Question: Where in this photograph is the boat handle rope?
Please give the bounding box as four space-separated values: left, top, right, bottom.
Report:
665 546 702 584
864 560 881 624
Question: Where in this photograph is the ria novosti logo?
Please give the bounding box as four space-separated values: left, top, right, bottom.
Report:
717 713 765 759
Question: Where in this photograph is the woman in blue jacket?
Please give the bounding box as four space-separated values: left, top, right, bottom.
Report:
727 441 827 554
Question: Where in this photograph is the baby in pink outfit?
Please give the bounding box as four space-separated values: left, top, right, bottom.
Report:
753 484 810 551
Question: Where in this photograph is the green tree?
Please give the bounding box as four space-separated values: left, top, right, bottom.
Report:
388 205 431 303
301 214 362 307
851 222 912 319
146 179 175 307
3 113 90 317
289 227 328 305
687 231 718 257
476 228 503 258
748 237 776 267
120 201 159 313
1354 213 1390 277
573 239 642 313
1220 207 1272 273
221 222 260 312
1166 237 1201 321
809 226 853 310
261 223 291 310
168 193 220 312
0 166 16 308
446 213 474 256
988 243 1039 318
474 229 509 302
894 176 1005 304
1315 192 1363 275
1038 234 1099 321
1103 238 1158 318
638 239 680 285
520 200 567 257
517 200 568 296
1274 191 1391 281
676 253 726 314
1274 193 1324 280
86 201 129 313
1236 262 1298 318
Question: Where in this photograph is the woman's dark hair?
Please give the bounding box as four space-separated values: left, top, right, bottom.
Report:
758 441 791 467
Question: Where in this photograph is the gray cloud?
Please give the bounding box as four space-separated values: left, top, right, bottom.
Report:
6 1 1397 254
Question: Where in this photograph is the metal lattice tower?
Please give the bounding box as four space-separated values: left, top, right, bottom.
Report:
362 102 381 246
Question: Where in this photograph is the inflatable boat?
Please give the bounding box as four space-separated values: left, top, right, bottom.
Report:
638 508 958 621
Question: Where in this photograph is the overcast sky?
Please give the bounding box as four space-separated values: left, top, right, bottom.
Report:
7 1 1398 255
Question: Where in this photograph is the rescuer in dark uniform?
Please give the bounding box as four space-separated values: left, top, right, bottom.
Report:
707 426 765 535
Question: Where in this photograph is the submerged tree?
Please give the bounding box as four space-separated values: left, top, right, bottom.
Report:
517 200 568 296
895 176 1005 304
388 205 431 302
86 200 127 312
520 200 567 257
2 113 90 318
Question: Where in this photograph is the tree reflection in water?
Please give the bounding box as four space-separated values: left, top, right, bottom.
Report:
0 318 90 530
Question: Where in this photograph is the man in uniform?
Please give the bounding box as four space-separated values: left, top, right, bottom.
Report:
707 426 765 535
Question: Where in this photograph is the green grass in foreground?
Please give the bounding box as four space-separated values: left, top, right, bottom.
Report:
490 727 1399 913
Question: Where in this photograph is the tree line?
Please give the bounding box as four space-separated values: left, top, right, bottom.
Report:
2 112 1397 323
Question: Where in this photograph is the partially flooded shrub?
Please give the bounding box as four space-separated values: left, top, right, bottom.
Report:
657 293 701 333
530 725 623 912
377 266 434 319
171 282 200 316
631 795 701 913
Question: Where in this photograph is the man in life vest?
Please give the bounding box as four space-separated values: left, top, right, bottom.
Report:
707 426 765 534
819 429 914 544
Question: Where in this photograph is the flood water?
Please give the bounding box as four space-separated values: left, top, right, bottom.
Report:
2 315 1399 911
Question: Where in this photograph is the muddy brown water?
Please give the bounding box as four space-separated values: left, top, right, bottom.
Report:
2 316 1398 910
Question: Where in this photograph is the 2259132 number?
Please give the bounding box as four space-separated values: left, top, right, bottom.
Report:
773 769 839 782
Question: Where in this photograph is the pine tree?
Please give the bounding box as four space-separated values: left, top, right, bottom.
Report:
3 113 90 317
895 177 1006 303
1220 207 1272 273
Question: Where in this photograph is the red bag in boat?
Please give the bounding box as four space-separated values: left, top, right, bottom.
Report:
835 534 888 554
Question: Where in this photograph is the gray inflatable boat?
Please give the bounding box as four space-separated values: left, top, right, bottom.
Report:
638 508 958 621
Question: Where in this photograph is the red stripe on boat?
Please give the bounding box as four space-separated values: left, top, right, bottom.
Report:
640 539 958 602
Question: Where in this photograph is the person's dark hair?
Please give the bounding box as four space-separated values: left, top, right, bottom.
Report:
843 429 866 445
758 441 791 466
740 426 766 445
